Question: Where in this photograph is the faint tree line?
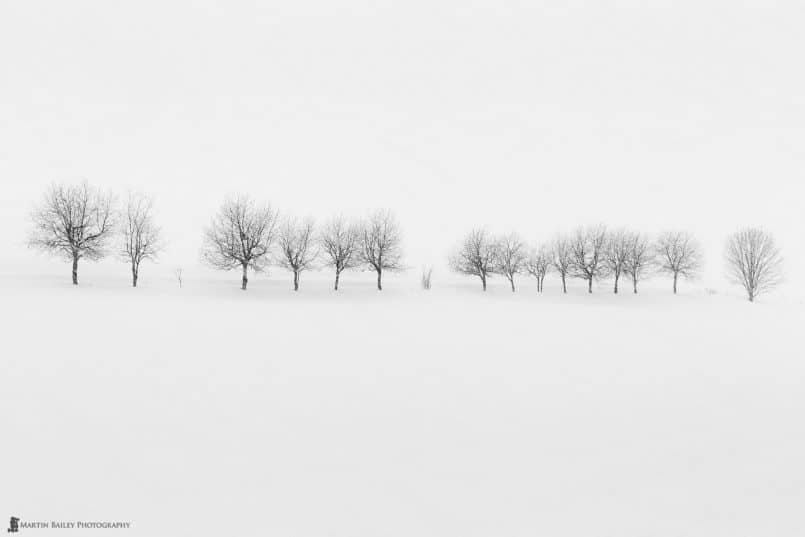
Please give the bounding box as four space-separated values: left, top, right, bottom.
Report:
449 225 780 301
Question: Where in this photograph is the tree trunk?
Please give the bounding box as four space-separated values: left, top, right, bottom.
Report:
481 274 487 291
613 272 619 294
241 263 248 290
72 254 79 285
132 263 138 288
510 277 515 292
293 271 299 291
673 272 678 294
561 274 567 294
334 270 340 291
588 277 593 294
376 269 382 291
633 275 638 294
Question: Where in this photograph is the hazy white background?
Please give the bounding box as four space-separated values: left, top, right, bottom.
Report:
1 0 804 296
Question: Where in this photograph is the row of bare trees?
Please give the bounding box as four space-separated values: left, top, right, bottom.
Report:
196 196 405 290
28 184 405 291
450 225 783 301
27 183 784 301
28 182 161 286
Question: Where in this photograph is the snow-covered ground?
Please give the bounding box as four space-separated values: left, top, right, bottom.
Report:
2 270 803 536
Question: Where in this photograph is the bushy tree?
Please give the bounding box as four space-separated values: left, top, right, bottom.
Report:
725 227 783 302
449 228 498 291
28 181 115 285
201 195 279 290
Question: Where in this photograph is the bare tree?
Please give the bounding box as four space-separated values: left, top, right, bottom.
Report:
277 217 317 291
361 210 404 291
656 231 702 294
449 228 498 291
319 215 362 291
569 224 609 293
525 245 551 293
201 195 279 290
120 192 161 287
421 266 433 290
494 233 527 292
725 227 783 302
604 229 631 294
28 181 115 285
174 267 183 289
551 235 573 294
623 232 654 294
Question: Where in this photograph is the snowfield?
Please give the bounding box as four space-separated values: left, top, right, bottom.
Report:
2 272 804 536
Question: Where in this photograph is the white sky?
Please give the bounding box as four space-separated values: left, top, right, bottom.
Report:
1 1 804 295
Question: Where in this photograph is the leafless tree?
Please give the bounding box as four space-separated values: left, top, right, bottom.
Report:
277 216 317 291
623 232 654 294
28 181 115 285
494 233 527 292
175 267 183 289
361 210 404 291
551 235 573 294
725 227 783 302
201 195 279 290
525 245 551 293
656 231 702 294
319 215 362 291
604 229 632 294
569 224 609 293
449 228 498 291
120 191 161 287
421 266 433 290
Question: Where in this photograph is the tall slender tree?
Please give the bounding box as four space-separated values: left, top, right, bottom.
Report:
361 210 404 291
120 191 162 287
